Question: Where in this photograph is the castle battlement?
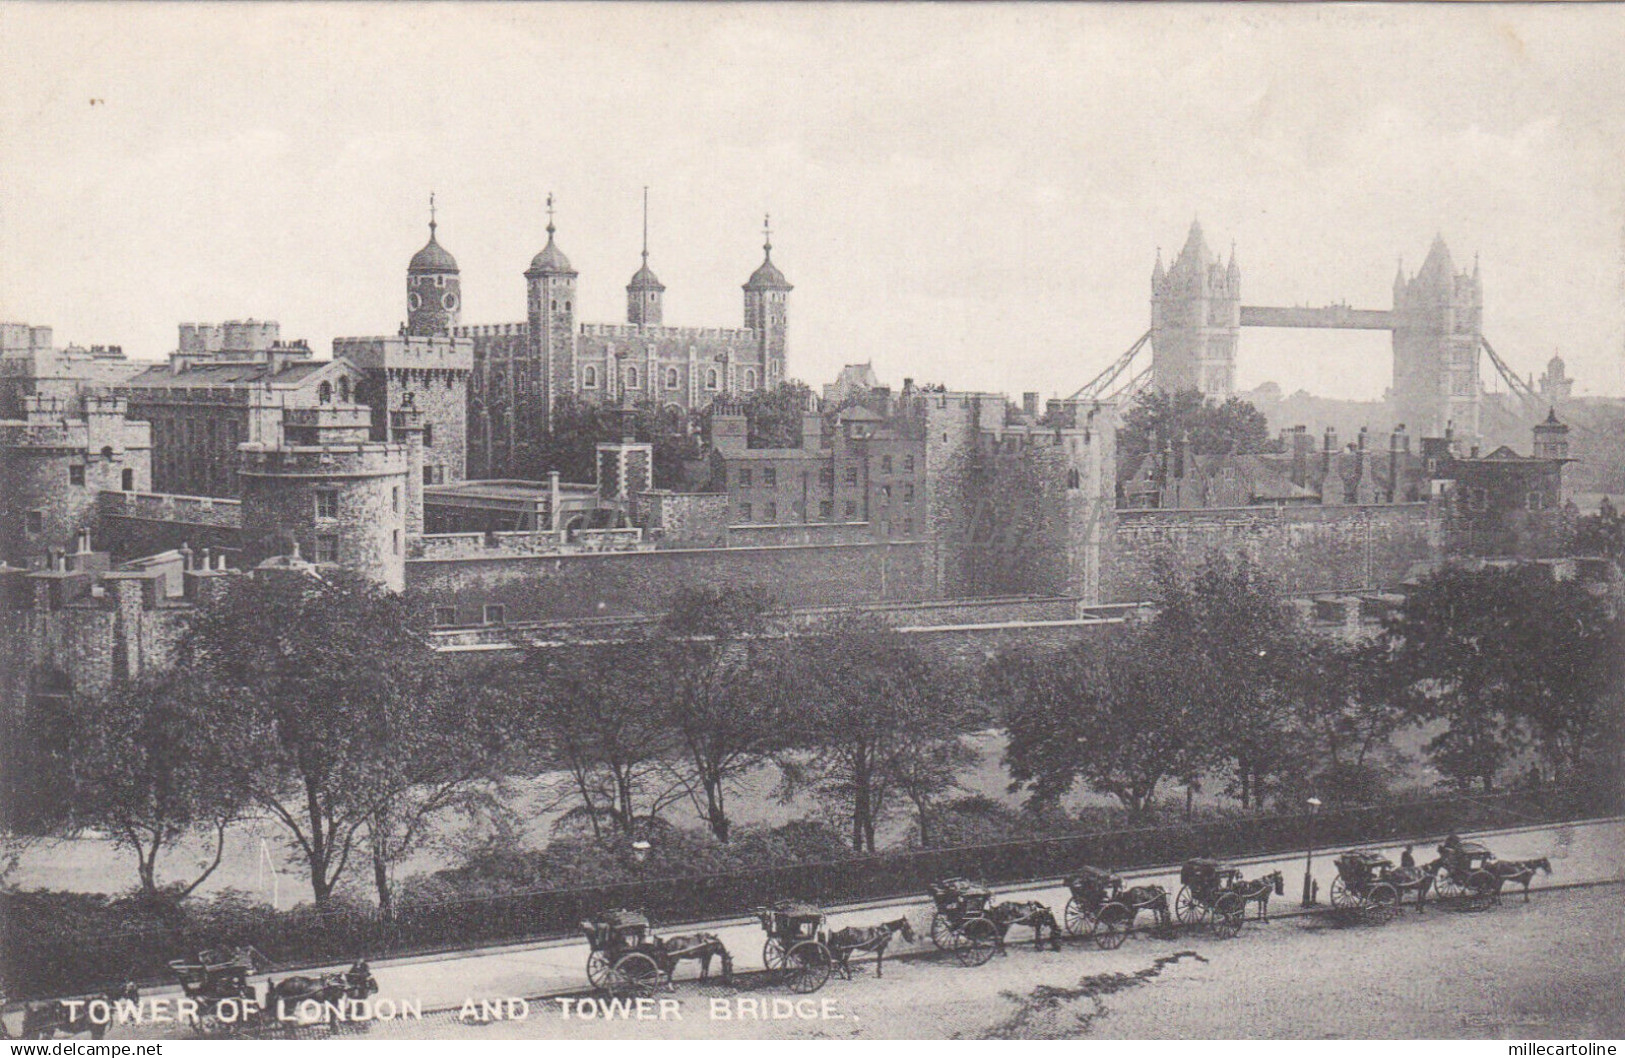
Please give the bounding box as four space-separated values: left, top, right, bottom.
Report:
452 323 528 338
238 442 409 478
333 334 473 373
578 323 756 341
97 489 242 527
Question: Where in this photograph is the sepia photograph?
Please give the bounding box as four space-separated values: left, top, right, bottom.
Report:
0 1 1621 1046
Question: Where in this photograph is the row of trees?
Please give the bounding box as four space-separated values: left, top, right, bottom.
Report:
35 553 1622 912
47 573 975 910
994 554 1623 817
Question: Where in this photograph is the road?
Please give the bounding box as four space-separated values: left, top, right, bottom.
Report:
34 815 1624 1040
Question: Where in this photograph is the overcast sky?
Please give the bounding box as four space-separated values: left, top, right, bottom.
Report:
3 3 1622 401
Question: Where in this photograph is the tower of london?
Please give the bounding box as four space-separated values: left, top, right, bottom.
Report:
406 198 792 480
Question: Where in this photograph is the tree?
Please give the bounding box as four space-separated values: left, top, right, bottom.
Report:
361 655 513 917
993 629 1213 817
657 587 788 842
517 393 701 489
505 643 684 839
781 619 968 852
1119 388 1272 458
1573 497 1624 563
1151 553 1306 808
740 381 815 449
1375 564 1611 791
63 670 256 900
1284 636 1411 803
180 568 483 907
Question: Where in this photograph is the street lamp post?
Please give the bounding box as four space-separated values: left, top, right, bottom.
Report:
1301 797 1323 906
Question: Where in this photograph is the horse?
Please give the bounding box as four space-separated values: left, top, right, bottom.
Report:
988 901 1064 953
1112 884 1174 930
19 983 139 1040
827 917 915 979
1231 870 1285 922
1381 865 1434 912
267 960 377 1021
657 933 733 985
1488 857 1552 902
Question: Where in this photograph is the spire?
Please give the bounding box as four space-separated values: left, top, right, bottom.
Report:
763 213 773 259
546 192 556 239
1417 233 1454 284
1152 247 1165 285
428 192 437 239
627 187 664 296
1227 240 1239 278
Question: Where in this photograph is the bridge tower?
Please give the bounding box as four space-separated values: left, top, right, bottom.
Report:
1150 221 1240 399
1391 235 1482 440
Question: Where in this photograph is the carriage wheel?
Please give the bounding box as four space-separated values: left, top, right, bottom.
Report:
1463 869 1500 912
1362 882 1400 924
929 911 954 951
952 918 999 967
762 937 787 972
1328 875 1358 910
1174 886 1206 926
1210 892 1245 939
1064 896 1096 937
1091 902 1132 950
607 952 664 998
586 949 612 990
783 941 833 994
1431 870 1460 902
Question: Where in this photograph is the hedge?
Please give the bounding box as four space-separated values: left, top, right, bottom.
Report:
2 781 1616 999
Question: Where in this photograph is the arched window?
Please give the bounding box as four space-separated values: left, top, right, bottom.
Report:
584 365 598 388
627 367 639 389
665 367 679 389
706 368 719 390
745 369 758 390
338 376 350 403
318 381 332 404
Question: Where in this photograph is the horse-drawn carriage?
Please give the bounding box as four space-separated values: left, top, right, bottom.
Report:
1062 865 1171 949
1174 859 1250 938
1428 839 1502 911
166 947 268 1037
166 946 375 1038
1329 850 1414 923
925 878 1003 965
754 901 834 994
583 910 669 998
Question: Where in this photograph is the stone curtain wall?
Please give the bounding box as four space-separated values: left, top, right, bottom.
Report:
1103 502 1439 603
405 540 936 625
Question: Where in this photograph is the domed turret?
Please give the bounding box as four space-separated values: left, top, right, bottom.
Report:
527 196 576 277
743 215 791 390
407 195 461 337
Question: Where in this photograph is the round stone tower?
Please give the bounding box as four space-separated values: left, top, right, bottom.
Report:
237 410 409 591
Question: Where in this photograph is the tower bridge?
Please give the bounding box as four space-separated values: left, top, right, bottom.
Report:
1073 222 1542 443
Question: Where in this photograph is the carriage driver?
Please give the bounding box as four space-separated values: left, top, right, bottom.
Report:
1400 844 1416 872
